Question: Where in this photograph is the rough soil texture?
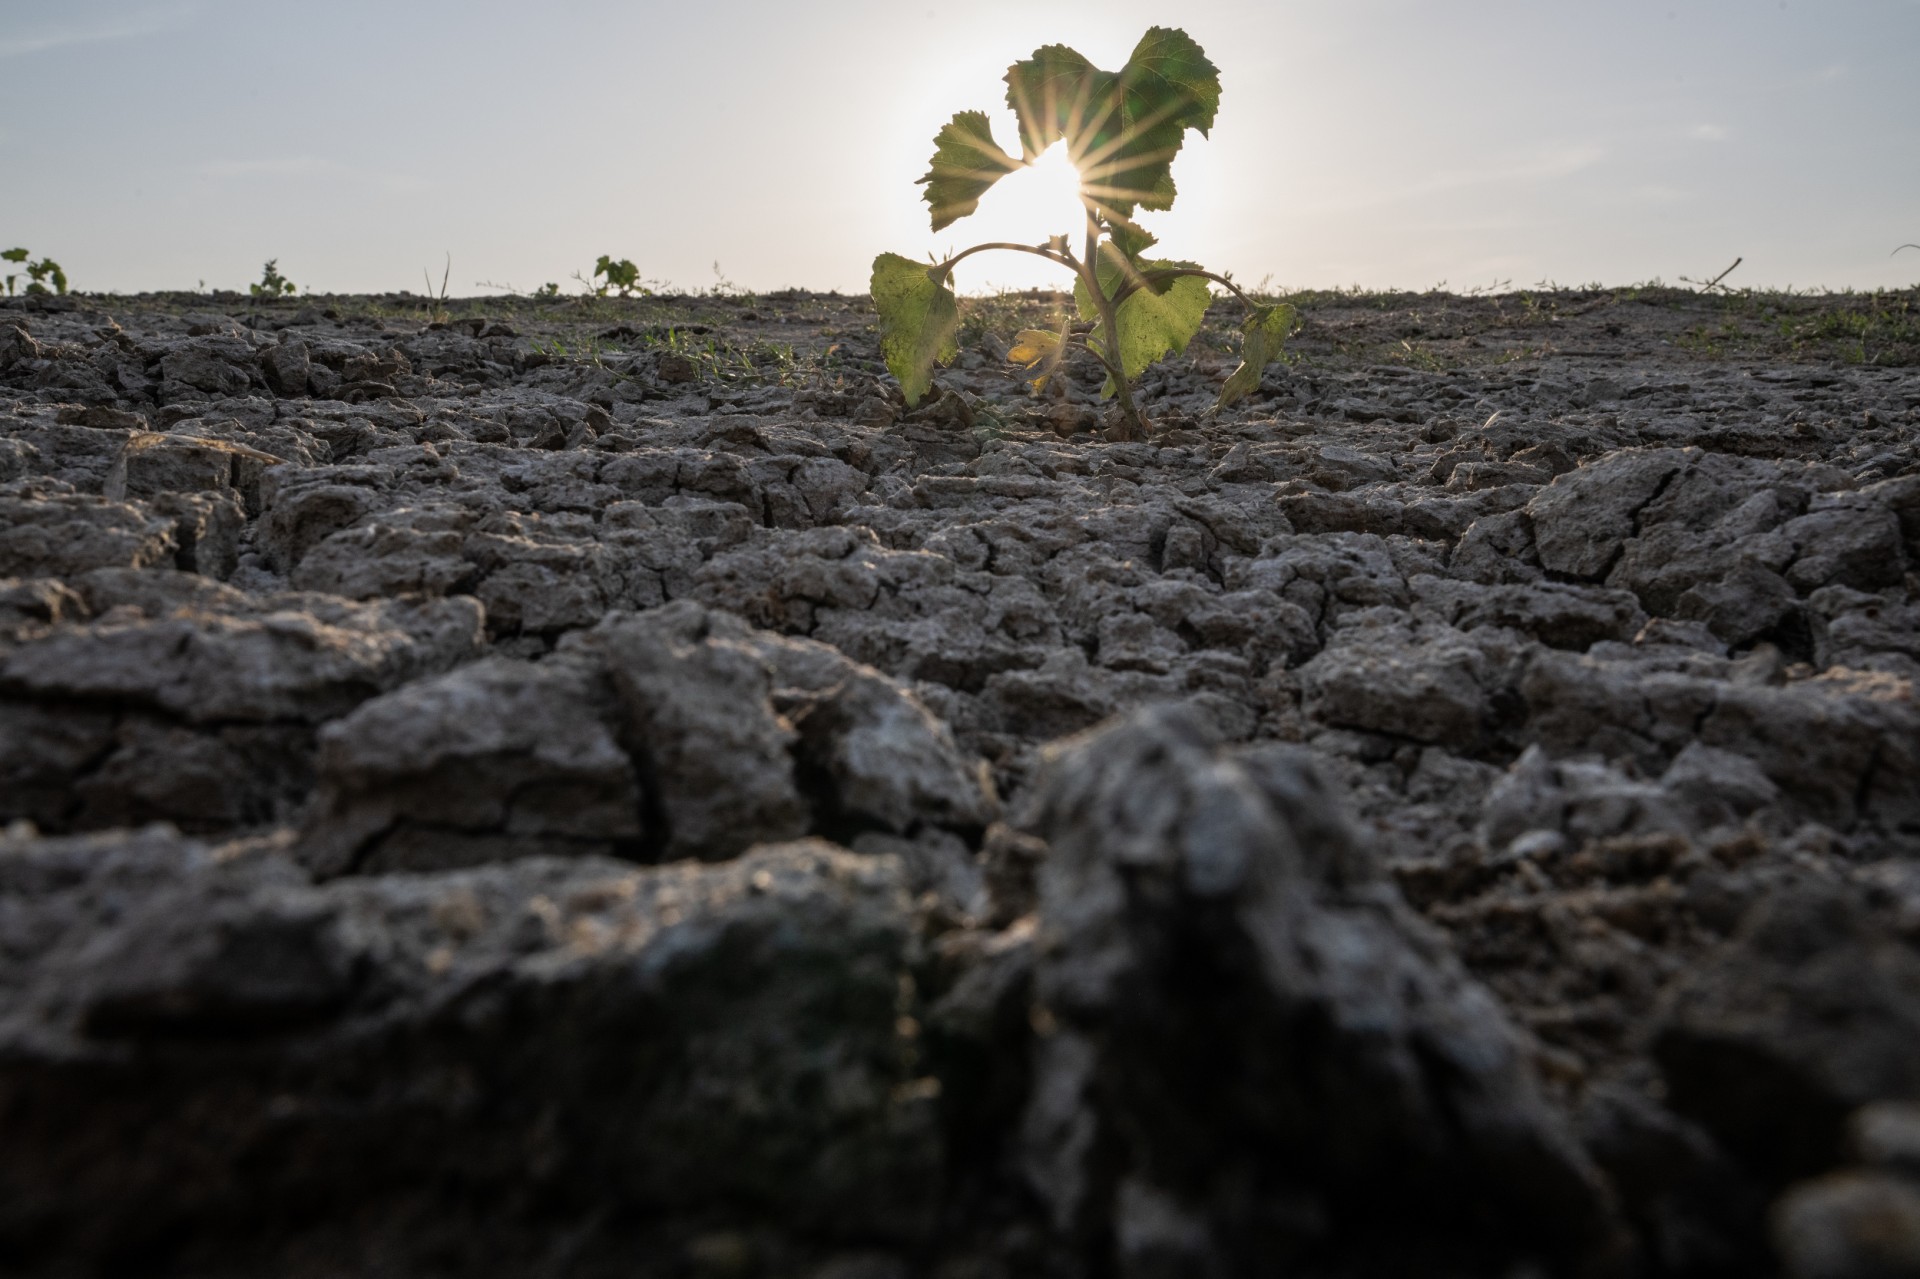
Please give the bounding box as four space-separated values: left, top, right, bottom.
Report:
2 283 1918 1278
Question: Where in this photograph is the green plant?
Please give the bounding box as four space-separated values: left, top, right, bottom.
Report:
250 259 297 297
869 27 1294 438
592 255 650 298
4 248 68 296
535 281 561 298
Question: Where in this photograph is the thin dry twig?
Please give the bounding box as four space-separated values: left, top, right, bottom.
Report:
1680 257 1743 293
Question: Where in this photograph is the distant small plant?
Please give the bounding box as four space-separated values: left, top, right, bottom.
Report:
593 255 650 298
250 259 297 297
535 281 561 298
871 27 1295 438
422 253 452 323
4 248 68 296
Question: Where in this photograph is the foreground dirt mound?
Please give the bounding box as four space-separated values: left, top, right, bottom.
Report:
2 285 1917 1277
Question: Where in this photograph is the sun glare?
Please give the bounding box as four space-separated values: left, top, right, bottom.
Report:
975 140 1086 243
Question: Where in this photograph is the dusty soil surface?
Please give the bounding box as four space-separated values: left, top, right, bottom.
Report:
2 283 1918 1277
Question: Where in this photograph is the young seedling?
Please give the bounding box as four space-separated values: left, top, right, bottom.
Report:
870 27 1295 439
593 255 650 298
423 253 453 323
3 248 68 297
251 259 297 297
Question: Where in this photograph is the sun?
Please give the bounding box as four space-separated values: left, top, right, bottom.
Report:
971 139 1087 243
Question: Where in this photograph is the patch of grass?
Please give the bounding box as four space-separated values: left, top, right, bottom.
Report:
1392 339 1448 373
1777 293 1920 365
1662 288 1920 365
955 290 1069 350
529 317 851 394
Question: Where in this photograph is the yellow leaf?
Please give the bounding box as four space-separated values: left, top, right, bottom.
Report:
1007 329 1062 365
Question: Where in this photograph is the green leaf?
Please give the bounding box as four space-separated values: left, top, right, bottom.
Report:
918 111 1022 232
1072 242 1128 324
1003 45 1103 160
1 248 27 264
1124 27 1221 137
29 259 67 295
870 252 959 407
1074 247 1211 395
1106 220 1159 263
1003 27 1218 218
1217 304 1299 408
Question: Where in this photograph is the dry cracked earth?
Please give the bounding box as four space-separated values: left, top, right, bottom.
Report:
2 283 1919 1279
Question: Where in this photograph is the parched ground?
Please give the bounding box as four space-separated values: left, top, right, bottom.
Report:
1 282 1918 1278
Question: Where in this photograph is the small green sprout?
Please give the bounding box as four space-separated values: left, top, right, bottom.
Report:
4 248 68 297
870 27 1295 438
593 256 650 298
250 259 297 297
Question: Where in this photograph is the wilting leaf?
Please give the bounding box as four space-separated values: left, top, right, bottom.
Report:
1006 327 1064 389
1003 27 1219 217
870 252 959 406
918 110 1022 232
1074 246 1210 395
1216 304 1299 408
1007 328 1061 365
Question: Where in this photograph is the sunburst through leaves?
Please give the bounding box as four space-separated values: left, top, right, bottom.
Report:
874 27 1296 439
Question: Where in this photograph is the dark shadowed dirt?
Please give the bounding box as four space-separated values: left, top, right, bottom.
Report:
2 282 1918 1278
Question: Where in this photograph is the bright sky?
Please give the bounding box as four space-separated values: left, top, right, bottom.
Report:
4 1 1918 296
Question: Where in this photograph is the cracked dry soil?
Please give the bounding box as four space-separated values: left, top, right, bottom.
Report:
2 284 1919 1278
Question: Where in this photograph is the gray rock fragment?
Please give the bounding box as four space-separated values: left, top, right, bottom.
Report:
1300 613 1493 746
1019 703 1622 1273
0 491 178 577
1528 447 1689 579
0 594 485 723
0 826 941 1270
1773 1172 1920 1279
581 601 811 861
301 653 643 876
1656 883 1920 1180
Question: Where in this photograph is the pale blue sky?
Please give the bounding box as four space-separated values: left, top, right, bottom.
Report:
4 0 1917 295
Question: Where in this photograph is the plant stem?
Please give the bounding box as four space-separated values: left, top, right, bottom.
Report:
934 236 1138 430
1126 266 1258 309
1077 205 1148 439
936 242 1076 276
932 228 1147 437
